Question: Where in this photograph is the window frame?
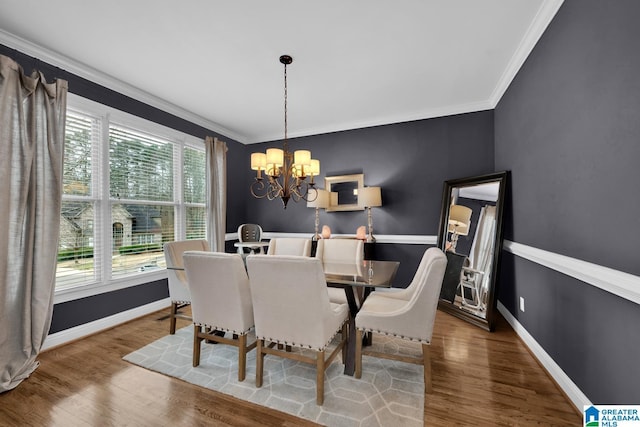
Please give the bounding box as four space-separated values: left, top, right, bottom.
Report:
55 94 206 304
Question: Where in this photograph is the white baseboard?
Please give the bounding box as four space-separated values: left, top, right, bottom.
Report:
497 301 590 412
43 298 171 351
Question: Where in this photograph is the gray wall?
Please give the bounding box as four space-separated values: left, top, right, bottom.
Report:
495 0 640 403
241 112 495 286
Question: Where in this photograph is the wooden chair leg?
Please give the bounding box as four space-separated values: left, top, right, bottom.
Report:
238 334 247 382
256 339 264 388
193 325 202 367
169 302 178 334
355 329 363 378
316 350 325 405
422 343 432 393
341 323 348 365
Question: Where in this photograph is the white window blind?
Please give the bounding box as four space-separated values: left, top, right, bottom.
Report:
184 146 206 240
56 95 208 297
109 125 175 276
57 111 100 289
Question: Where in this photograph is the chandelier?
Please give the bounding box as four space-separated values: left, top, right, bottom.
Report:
250 55 319 209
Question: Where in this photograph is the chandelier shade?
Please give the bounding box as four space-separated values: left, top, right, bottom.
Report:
249 55 318 208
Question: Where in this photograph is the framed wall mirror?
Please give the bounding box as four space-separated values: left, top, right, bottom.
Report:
436 171 508 331
325 173 364 212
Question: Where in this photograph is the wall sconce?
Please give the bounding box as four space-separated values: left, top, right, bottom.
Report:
307 189 331 240
358 186 382 242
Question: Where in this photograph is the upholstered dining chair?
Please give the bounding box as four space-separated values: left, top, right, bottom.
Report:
245 255 349 405
315 238 364 306
354 247 447 393
163 239 210 334
183 251 256 382
266 237 312 256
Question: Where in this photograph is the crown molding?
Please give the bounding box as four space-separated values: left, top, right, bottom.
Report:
250 101 494 144
488 0 565 107
0 29 247 143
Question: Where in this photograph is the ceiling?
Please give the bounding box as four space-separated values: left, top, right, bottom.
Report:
0 0 562 144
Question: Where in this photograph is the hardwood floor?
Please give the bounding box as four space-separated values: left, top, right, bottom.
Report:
0 308 581 426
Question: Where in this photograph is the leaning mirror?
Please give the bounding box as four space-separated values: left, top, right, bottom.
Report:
325 174 365 212
436 171 508 331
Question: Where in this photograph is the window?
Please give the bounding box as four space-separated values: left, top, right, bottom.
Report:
57 94 206 296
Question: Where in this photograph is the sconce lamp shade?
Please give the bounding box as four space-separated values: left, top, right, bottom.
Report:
448 205 472 229
309 159 320 176
294 150 311 167
358 186 382 208
266 148 284 167
307 188 331 208
251 152 267 170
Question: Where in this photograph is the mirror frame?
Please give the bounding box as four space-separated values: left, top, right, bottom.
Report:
325 173 365 212
436 171 508 331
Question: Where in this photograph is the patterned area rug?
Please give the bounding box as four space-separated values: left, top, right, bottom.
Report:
124 327 424 426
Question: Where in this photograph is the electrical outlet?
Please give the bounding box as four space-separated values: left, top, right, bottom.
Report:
519 297 525 312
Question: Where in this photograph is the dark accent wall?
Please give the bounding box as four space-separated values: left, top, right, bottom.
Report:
495 0 640 403
241 112 495 286
49 280 169 333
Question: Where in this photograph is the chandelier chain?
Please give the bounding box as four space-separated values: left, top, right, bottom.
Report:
283 60 288 144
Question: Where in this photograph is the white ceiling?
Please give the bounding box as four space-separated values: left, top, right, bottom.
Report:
0 0 562 144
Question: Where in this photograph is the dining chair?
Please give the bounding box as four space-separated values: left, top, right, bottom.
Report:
236 223 265 255
245 255 349 405
183 251 256 382
163 239 210 334
266 237 312 256
315 238 364 306
354 247 447 393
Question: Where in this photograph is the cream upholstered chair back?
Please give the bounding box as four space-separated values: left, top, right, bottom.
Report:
164 239 210 303
246 255 347 351
182 251 256 381
314 238 363 264
163 239 210 334
314 238 364 306
354 247 447 392
246 254 349 404
357 247 447 342
375 247 440 301
267 238 312 256
183 251 254 335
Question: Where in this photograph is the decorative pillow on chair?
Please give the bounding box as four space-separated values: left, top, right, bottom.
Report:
356 226 366 240
321 225 331 239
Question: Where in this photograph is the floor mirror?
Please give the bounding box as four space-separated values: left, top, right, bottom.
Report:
436 171 508 331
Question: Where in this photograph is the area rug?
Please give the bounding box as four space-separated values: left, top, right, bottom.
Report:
124 327 424 426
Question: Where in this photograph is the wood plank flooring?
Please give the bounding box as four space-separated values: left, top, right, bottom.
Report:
0 309 581 426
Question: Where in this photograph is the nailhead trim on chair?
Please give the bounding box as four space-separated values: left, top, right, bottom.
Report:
356 327 431 345
195 322 254 336
172 299 191 305
256 328 342 352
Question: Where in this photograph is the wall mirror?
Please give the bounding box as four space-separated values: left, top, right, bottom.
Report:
436 171 508 331
325 173 364 212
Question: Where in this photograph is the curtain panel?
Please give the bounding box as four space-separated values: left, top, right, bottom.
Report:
205 136 227 252
0 55 68 392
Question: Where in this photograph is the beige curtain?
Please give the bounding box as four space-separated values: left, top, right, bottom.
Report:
0 55 68 392
205 136 227 252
